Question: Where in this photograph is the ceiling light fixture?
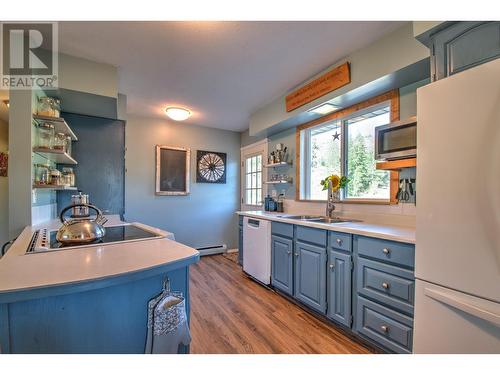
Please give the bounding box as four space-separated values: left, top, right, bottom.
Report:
309 103 340 115
165 107 191 121
2 100 9 108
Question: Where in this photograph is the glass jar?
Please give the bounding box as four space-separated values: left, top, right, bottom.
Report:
34 164 51 185
54 132 67 152
62 167 75 187
36 122 55 149
38 97 55 117
52 98 61 117
50 168 62 186
65 135 72 156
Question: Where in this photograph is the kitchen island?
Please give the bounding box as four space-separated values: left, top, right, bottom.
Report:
0 217 200 354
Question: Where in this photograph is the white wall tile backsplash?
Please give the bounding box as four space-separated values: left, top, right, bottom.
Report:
32 204 57 226
283 199 416 227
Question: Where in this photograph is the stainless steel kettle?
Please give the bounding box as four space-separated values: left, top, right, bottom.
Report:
56 204 108 244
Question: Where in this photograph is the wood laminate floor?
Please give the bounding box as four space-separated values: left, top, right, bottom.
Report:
189 254 375 354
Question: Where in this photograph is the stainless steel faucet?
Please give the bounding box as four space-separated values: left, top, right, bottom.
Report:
326 180 336 218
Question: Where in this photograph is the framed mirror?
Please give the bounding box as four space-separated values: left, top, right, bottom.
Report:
155 145 190 195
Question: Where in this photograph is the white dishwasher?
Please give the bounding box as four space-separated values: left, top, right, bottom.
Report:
242 216 271 285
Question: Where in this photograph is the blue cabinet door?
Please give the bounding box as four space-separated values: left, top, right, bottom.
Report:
271 235 293 295
294 241 327 313
431 21 500 80
238 225 243 265
327 250 352 327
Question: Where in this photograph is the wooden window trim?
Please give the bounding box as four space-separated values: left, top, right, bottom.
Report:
295 89 400 204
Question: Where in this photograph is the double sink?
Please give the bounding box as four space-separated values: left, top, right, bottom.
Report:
276 214 361 224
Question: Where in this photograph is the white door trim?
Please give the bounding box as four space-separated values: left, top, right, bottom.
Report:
240 138 268 211
240 138 269 152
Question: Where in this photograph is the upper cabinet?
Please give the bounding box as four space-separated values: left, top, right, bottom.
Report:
429 21 500 81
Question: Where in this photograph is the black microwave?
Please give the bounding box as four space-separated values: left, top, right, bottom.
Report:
374 116 417 161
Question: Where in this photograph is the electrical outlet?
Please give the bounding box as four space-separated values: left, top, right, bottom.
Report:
32 189 37 204
271 189 277 197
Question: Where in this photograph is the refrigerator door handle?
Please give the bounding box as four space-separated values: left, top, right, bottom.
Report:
424 287 500 327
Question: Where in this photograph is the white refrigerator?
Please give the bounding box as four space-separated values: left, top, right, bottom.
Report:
414 58 500 353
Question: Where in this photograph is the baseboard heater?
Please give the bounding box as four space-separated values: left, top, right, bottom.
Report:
196 244 227 256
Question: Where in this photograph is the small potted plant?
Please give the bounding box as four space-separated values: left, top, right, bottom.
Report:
320 174 349 201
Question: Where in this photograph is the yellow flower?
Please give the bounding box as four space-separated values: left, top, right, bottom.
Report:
329 175 340 191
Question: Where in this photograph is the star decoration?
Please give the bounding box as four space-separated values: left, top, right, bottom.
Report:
332 131 341 141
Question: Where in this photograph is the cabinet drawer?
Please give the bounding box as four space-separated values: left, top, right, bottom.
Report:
356 236 415 269
328 231 352 252
272 222 294 238
357 258 415 315
295 226 327 247
356 296 413 354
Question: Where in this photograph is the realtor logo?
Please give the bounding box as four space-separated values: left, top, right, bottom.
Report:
1 22 58 89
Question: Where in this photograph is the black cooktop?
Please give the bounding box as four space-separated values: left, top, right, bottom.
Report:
49 224 160 249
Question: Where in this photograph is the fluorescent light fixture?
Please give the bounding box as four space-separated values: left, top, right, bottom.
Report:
309 103 340 115
165 106 191 121
2 100 8 108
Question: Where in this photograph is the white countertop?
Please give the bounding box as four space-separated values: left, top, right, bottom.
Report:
0 217 199 294
237 211 415 244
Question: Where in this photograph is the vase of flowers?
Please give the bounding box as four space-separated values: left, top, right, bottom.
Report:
320 174 349 201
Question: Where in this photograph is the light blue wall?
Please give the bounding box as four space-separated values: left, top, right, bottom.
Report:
125 115 241 249
241 79 429 200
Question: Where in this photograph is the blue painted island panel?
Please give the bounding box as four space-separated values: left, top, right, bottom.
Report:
1 267 190 354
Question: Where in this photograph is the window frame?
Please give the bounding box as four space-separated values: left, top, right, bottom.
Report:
295 89 400 204
244 153 263 206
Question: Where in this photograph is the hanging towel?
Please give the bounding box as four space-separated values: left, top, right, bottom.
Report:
145 290 191 354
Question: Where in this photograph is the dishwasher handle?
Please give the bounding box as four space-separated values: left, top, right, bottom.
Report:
247 219 260 228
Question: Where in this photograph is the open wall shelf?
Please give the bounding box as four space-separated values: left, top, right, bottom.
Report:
264 161 291 168
264 179 292 184
376 158 416 171
33 147 78 165
33 115 78 141
33 184 78 191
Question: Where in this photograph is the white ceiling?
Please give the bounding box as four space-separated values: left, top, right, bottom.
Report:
59 21 406 132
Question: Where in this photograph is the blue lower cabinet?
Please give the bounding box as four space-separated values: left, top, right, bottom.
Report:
294 241 327 313
271 235 294 295
327 250 352 327
356 296 413 354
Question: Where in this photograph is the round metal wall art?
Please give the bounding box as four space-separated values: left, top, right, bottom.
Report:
196 150 227 183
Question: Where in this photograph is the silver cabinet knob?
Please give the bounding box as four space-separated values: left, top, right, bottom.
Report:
382 248 390 255
336 238 343 246
382 282 389 289
287 251 291 255
295 253 299 257
329 264 335 269
381 325 389 333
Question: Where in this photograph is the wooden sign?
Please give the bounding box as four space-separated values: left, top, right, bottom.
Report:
285 62 351 112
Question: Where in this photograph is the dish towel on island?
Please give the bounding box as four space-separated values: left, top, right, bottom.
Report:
145 291 191 354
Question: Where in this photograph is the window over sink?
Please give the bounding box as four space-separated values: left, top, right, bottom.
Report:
297 90 400 203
